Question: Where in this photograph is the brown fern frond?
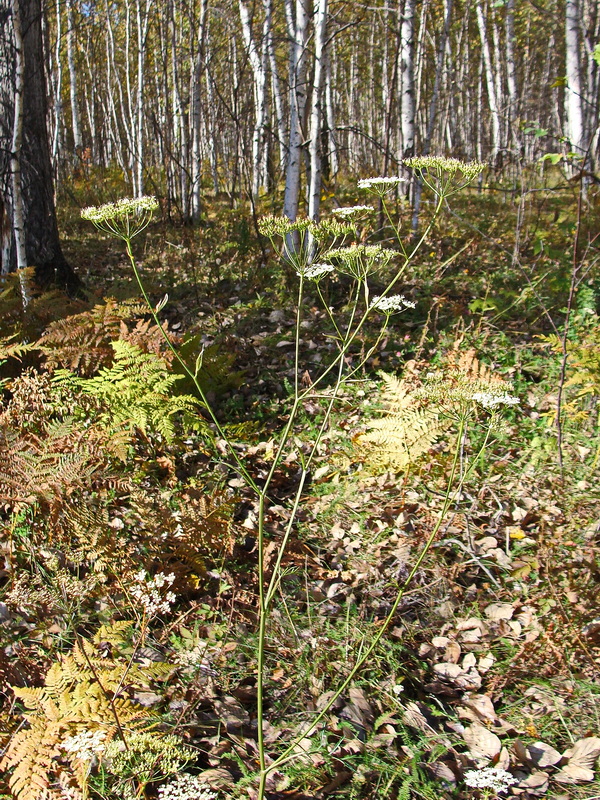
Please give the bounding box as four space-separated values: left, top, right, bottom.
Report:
1 635 162 800
37 297 176 376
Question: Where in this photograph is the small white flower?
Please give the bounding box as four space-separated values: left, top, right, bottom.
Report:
158 773 217 800
299 263 335 280
464 767 517 793
370 294 416 313
330 205 373 218
358 176 406 191
471 391 519 409
131 570 177 617
81 196 159 223
62 729 107 762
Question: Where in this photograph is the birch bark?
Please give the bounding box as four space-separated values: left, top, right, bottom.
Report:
239 0 269 197
398 0 416 162
475 0 501 157
565 0 585 155
283 0 309 223
190 0 208 222
66 0 83 152
307 0 328 222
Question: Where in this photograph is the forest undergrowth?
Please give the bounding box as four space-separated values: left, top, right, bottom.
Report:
1 162 600 800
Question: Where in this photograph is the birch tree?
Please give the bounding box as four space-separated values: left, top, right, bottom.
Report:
307 0 328 222
564 0 585 156
283 0 310 223
0 0 78 289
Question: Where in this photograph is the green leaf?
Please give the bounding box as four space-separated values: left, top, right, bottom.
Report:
593 43 600 65
541 152 563 165
550 76 567 88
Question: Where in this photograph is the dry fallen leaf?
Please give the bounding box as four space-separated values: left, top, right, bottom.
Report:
526 741 562 768
484 602 514 621
562 736 600 769
463 722 502 762
554 764 595 784
516 770 550 794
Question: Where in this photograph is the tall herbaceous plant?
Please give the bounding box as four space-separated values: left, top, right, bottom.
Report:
82 158 520 800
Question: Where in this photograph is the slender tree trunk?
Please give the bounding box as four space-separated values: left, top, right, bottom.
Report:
190 0 208 222
398 0 416 162
0 0 79 290
476 0 501 157
239 0 269 198
505 0 518 151
9 0 27 275
307 0 328 222
66 0 83 153
283 0 309 223
565 0 585 156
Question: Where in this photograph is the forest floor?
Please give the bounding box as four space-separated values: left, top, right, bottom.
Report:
1 172 600 800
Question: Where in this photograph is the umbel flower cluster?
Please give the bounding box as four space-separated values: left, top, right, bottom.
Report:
257 214 351 241
358 176 406 194
371 294 416 314
157 774 217 800
331 204 373 218
61 729 107 762
81 196 159 239
464 767 517 794
403 156 485 181
131 569 176 617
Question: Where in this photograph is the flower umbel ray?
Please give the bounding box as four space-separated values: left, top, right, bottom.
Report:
81 196 159 239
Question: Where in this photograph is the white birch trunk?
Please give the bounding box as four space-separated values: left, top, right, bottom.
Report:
191 0 208 222
283 0 309 223
10 0 27 273
66 0 83 152
324 45 338 177
505 0 518 148
398 0 416 161
475 0 501 157
51 0 63 166
308 0 328 222
267 9 286 173
565 0 585 155
239 0 269 197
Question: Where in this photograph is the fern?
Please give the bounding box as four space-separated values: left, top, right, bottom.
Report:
355 350 514 471
0 627 168 800
53 340 203 441
37 297 173 377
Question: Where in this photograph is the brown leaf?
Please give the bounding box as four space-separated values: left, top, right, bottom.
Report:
463 723 502 762
554 764 595 784
516 771 549 794
563 736 600 769
484 602 514 621
461 694 496 724
526 741 562 768
424 760 457 785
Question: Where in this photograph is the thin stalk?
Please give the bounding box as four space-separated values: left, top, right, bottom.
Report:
124 237 259 493
259 414 492 785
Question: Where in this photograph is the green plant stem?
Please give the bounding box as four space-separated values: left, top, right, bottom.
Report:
256 413 492 788
123 237 259 494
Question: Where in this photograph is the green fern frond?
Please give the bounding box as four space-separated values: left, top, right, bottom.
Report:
53 340 204 441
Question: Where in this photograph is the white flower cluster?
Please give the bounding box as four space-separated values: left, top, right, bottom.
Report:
158 774 217 800
331 205 373 218
131 570 176 617
62 729 107 761
81 196 159 223
371 294 416 313
299 262 335 280
176 644 213 672
471 391 520 409
358 176 406 191
464 767 517 793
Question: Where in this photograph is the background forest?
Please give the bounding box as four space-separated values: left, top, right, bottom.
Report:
1 1 600 800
